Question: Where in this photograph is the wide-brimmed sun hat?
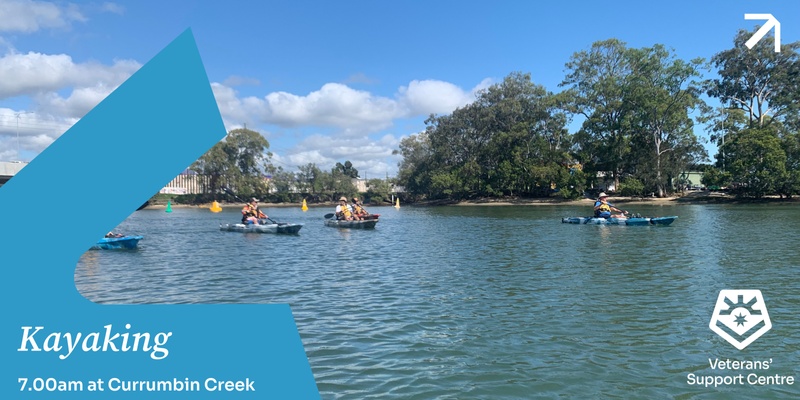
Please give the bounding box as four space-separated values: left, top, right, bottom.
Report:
598 192 608 198
339 196 347 202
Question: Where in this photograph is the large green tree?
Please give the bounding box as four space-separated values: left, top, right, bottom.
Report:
396 132 434 200
706 28 800 197
405 72 572 199
334 160 359 178
626 45 707 197
562 40 707 196
723 126 786 198
293 162 357 201
297 163 325 195
191 128 271 196
561 39 634 189
707 28 800 128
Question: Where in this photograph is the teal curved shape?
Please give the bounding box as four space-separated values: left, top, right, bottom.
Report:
0 29 319 399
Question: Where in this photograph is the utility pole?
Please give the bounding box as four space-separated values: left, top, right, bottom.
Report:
14 111 33 161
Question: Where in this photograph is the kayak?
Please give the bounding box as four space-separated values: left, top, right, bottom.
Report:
91 235 144 250
220 222 303 234
324 214 380 229
561 216 678 226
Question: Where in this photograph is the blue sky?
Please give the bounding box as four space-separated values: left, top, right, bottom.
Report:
1 0 798 177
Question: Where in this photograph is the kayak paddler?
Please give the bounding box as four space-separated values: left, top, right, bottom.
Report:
242 197 267 225
594 192 628 218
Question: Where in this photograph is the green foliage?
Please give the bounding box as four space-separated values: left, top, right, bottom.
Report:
397 72 573 200
706 28 800 128
562 40 706 198
626 45 707 197
146 192 178 205
334 161 359 178
330 168 358 199
700 167 731 189
190 128 271 196
779 169 800 199
617 177 645 197
703 31 799 198
724 126 786 198
558 168 587 199
778 130 800 198
178 29 798 204
365 178 391 204
561 39 633 184
280 162 358 202
173 193 219 204
263 192 302 203
396 40 717 201
267 167 299 194
396 133 433 200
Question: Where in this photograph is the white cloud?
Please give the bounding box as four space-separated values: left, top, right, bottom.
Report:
0 51 139 99
211 83 252 128
212 78 488 135
27 132 55 148
0 0 87 33
207 78 488 176
284 149 333 169
0 146 14 160
399 79 475 115
0 40 487 176
0 49 138 159
0 108 73 160
258 83 402 133
35 84 117 119
279 133 402 176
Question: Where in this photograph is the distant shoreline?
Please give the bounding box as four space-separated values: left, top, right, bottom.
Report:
449 193 800 206
146 202 335 210
142 192 800 210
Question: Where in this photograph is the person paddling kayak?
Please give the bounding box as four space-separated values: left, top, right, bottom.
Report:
594 192 628 218
242 198 268 225
351 197 369 219
335 197 357 221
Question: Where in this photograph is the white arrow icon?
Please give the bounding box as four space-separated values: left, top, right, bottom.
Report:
744 14 781 53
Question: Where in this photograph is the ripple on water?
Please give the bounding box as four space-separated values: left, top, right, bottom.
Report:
75 205 800 399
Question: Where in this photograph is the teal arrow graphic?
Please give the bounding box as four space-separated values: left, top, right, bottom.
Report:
0 29 319 399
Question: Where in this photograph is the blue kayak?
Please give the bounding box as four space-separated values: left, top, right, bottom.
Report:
91 235 144 250
562 216 678 226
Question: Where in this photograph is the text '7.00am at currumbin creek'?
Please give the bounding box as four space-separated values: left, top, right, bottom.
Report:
17 377 255 393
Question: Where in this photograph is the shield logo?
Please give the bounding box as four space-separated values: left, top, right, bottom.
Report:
709 290 772 350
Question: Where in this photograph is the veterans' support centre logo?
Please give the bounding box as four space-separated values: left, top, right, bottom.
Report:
709 290 772 350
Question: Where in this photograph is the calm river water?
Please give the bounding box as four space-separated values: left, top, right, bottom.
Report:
75 203 800 399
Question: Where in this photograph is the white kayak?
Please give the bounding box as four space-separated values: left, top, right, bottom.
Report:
220 222 303 234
